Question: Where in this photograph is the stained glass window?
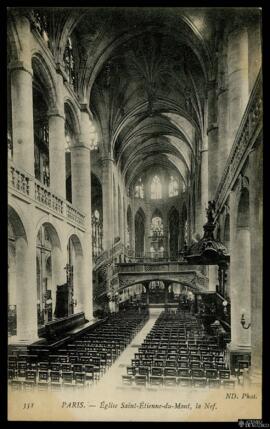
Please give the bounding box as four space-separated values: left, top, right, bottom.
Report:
92 210 103 259
151 175 162 199
64 37 76 89
169 176 179 197
134 178 144 198
65 127 71 152
151 216 164 237
32 10 50 48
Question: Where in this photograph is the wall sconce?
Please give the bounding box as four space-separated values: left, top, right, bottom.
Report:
241 312 251 329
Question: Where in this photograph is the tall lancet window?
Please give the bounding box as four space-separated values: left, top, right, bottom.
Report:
151 175 162 199
134 178 144 199
150 215 164 258
64 37 76 89
169 176 179 197
92 209 103 259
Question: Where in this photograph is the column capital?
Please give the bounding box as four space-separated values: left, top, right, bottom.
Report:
200 147 208 153
71 143 91 151
47 108 65 120
100 156 115 165
8 60 33 77
207 123 218 135
80 103 94 121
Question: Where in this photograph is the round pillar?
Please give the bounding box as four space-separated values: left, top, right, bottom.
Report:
15 225 38 342
144 284 150 305
101 158 114 250
227 190 251 372
199 143 208 233
228 25 249 149
207 80 219 200
249 145 263 382
70 110 94 320
9 14 34 174
164 284 169 305
10 62 34 174
230 227 251 347
48 111 66 198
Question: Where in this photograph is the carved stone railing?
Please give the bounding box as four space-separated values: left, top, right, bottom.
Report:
111 241 124 256
94 250 109 267
35 181 64 215
8 162 86 230
9 165 30 196
117 261 206 276
215 70 262 214
94 242 133 270
66 202 85 226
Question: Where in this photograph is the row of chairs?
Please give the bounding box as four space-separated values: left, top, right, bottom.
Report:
126 366 231 380
122 374 235 389
123 311 234 389
9 309 149 391
9 369 91 391
131 360 227 371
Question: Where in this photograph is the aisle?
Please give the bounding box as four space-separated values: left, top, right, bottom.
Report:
95 308 162 391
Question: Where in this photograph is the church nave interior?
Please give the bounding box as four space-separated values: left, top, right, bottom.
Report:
7 6 262 404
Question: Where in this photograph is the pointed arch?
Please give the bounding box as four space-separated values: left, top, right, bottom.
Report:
32 53 58 111
64 100 81 143
152 208 163 220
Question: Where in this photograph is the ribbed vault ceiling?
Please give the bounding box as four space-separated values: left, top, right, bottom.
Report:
90 25 207 188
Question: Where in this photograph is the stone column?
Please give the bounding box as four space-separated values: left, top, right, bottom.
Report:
199 142 208 234
217 87 229 177
101 157 114 251
122 194 126 246
9 14 34 175
113 176 119 241
48 109 66 198
227 190 251 371
70 109 94 320
194 293 198 314
131 205 136 255
144 284 150 305
164 284 169 306
249 144 263 383
227 23 249 150
10 61 34 174
15 217 38 343
217 37 230 178
207 80 219 201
